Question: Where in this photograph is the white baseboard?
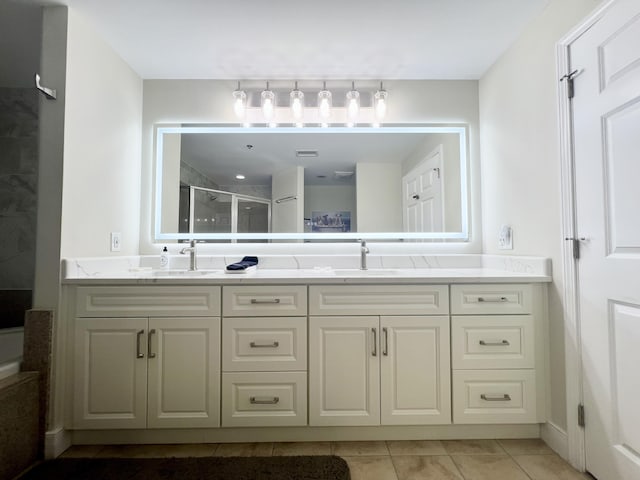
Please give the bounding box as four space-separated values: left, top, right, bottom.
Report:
541 421 568 460
45 427 72 459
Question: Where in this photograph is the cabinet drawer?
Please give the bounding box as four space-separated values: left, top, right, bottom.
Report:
222 317 307 371
223 286 307 317
309 285 448 316
452 370 536 424
450 284 532 315
452 315 535 369
76 286 221 317
221 372 307 427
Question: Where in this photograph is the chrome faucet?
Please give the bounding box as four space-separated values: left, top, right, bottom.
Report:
180 240 198 271
359 239 369 270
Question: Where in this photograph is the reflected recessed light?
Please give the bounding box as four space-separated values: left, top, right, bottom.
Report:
236 174 245 180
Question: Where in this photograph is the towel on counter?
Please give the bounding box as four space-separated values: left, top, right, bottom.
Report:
226 256 259 272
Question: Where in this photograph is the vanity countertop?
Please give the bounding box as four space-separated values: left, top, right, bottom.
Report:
62 255 552 285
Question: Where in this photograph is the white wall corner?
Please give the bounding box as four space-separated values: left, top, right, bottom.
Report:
45 427 72 459
541 421 569 461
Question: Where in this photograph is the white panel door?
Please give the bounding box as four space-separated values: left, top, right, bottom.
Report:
570 1 640 478
380 316 451 425
309 316 380 426
73 317 147 429
272 165 304 234
402 145 444 232
147 317 220 428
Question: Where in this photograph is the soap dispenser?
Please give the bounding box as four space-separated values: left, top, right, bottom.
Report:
160 246 169 268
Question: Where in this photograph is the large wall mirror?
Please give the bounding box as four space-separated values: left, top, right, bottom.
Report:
154 124 469 242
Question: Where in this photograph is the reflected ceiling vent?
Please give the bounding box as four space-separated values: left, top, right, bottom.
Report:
334 171 354 178
295 150 319 157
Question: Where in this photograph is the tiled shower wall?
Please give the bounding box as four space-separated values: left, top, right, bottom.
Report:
0 88 39 328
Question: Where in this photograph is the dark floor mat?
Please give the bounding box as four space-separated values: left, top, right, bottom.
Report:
17 455 351 480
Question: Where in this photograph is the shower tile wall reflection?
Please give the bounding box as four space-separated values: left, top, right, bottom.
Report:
0 88 38 327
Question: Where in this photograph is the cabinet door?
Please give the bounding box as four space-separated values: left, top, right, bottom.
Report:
309 316 380 426
73 317 148 429
147 317 221 428
380 316 451 425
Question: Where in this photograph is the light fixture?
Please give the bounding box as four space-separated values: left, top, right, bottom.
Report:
232 81 247 120
235 174 246 180
261 81 275 122
346 81 360 123
290 81 304 121
317 81 332 122
374 82 388 122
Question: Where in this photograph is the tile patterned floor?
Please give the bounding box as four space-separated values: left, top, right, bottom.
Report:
60 438 592 480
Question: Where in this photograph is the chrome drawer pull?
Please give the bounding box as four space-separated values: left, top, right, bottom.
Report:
477 296 509 303
480 394 511 401
479 339 510 346
372 328 377 357
250 298 281 304
148 329 157 358
136 330 145 358
250 341 280 348
250 396 280 405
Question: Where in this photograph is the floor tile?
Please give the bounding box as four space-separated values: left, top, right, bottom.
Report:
392 455 463 480
386 440 447 456
59 445 105 458
342 456 398 480
497 438 553 455
514 454 591 479
452 454 529 480
332 441 390 456
442 439 505 455
95 443 217 458
272 441 332 456
213 442 273 457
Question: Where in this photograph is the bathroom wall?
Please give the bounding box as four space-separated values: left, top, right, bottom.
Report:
59 9 143 258
0 3 42 330
141 80 482 254
479 0 601 435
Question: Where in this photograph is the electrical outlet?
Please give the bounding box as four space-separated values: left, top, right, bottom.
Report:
110 232 122 252
498 225 513 250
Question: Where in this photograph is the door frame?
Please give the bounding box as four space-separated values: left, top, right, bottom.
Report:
556 0 616 472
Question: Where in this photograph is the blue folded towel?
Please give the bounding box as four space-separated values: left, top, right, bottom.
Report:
226 256 258 271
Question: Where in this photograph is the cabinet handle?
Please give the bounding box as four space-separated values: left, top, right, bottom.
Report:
136 330 145 358
477 296 508 303
250 298 281 304
372 328 377 357
250 396 279 405
480 393 511 401
250 341 279 348
479 339 510 346
382 327 388 356
148 329 156 358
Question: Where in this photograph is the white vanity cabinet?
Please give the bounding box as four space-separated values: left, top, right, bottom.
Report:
450 284 545 424
308 285 451 426
221 286 308 427
71 286 221 430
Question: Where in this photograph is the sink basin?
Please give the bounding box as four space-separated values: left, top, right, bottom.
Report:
333 269 400 276
151 269 222 276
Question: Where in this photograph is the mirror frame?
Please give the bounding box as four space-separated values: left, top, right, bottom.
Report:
154 124 469 241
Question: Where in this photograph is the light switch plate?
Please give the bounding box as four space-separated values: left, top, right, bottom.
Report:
110 232 121 252
498 225 513 250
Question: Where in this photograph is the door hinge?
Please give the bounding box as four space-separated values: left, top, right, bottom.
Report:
565 237 585 260
560 69 580 99
578 404 585 427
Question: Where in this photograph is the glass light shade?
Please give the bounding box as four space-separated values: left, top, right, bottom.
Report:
290 88 304 121
346 89 360 122
232 89 247 119
374 89 388 121
317 89 332 121
261 87 276 122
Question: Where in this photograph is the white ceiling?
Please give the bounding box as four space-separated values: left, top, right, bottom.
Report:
55 0 549 79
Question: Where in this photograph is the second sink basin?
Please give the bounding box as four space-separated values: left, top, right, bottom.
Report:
333 269 400 276
152 269 222 276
